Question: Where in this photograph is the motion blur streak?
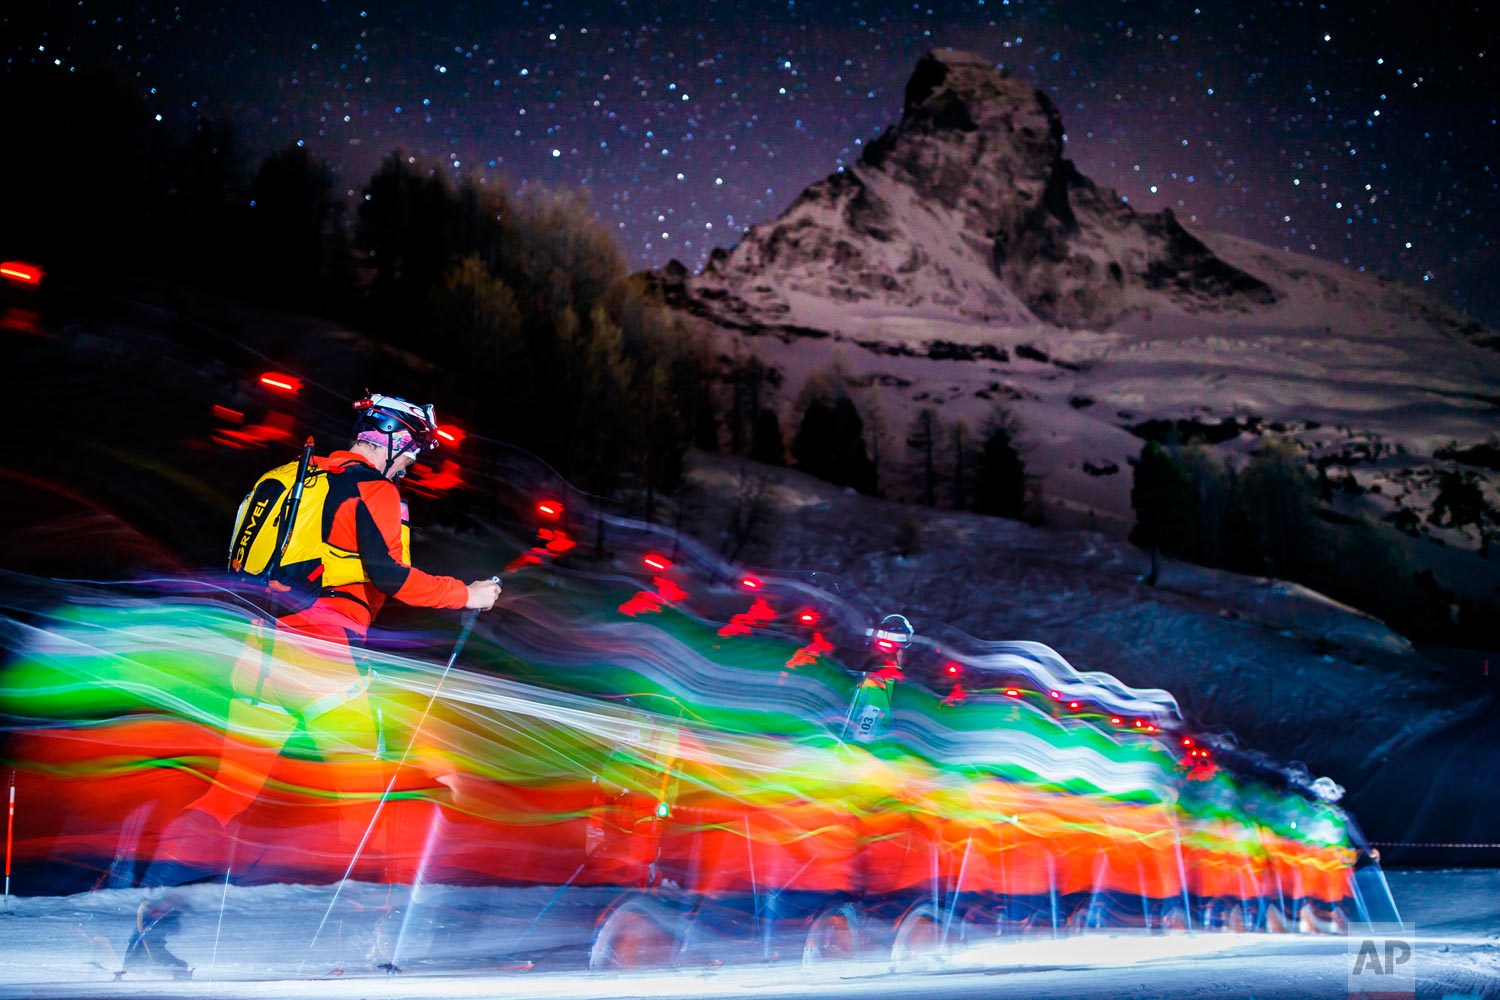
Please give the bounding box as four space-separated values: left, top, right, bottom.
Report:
0 566 1367 971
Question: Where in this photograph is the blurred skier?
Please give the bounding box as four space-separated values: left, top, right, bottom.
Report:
144 393 499 886
120 894 193 979
843 614 913 743
868 613 914 668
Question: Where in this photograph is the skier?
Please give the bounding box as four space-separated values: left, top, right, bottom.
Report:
868 613 915 668
844 614 914 744
120 895 193 979
144 393 500 886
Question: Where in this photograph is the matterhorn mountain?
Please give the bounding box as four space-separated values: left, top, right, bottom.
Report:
670 49 1283 331
650 49 1499 601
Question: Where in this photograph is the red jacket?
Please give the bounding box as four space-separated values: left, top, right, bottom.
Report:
312 450 468 629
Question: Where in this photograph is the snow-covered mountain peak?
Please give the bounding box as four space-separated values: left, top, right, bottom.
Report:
666 49 1276 332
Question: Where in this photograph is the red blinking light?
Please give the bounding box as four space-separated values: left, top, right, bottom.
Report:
259 373 302 393
1110 717 1122 725
0 261 42 285
798 610 818 624
537 500 563 518
1147 725 1157 732
1069 701 1081 709
1134 719 1144 728
1049 690 1061 700
1005 688 1020 697
1182 737 1194 746
946 663 960 675
741 576 761 590
435 425 465 447
644 554 671 571
876 639 893 650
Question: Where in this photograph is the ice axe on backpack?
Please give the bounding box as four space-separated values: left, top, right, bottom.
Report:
266 436 317 589
247 435 315 706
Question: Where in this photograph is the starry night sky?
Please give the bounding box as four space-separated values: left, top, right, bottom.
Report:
5 1 1497 325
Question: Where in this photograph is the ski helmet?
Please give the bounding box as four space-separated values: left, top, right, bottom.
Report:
352 392 439 476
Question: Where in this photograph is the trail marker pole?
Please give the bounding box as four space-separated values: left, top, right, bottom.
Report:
5 771 15 912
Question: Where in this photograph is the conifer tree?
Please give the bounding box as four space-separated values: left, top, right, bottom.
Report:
907 408 939 506
974 409 1029 520
951 418 972 510
750 409 785 465
1129 440 1191 585
791 368 876 494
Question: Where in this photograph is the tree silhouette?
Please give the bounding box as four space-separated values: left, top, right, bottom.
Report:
974 409 1029 520
357 152 456 330
244 144 348 307
1233 440 1323 580
427 187 707 499
792 383 877 494
1428 471 1489 529
1129 440 1190 585
907 408 939 506
750 409 786 465
1 67 168 279
950 418 972 510
170 118 243 284
727 356 774 455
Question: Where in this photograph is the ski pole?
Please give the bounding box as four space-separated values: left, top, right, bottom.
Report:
307 578 499 955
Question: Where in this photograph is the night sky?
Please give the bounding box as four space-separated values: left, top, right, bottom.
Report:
5 1 1497 325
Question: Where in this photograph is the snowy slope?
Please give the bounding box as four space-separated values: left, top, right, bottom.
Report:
0 873 1495 995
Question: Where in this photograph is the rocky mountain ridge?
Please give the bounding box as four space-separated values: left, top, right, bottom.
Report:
655 49 1280 333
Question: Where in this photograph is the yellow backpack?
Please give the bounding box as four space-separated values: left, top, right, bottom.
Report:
228 450 334 613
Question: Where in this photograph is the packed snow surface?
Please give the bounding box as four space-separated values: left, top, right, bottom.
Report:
0 870 1495 999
